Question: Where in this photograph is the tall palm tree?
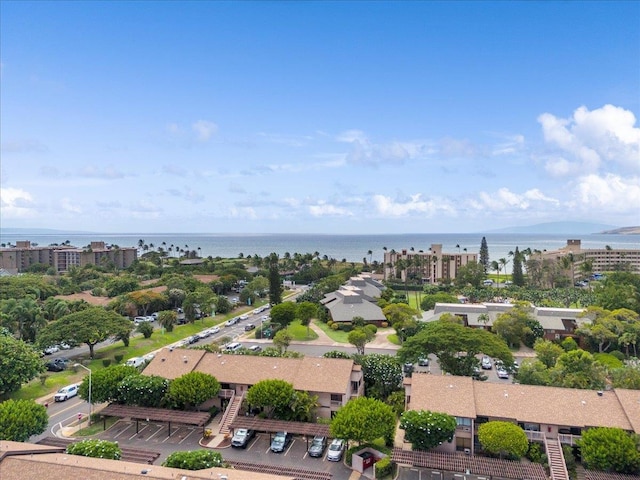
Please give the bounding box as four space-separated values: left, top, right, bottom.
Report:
367 250 373 264
491 260 500 285
498 258 509 285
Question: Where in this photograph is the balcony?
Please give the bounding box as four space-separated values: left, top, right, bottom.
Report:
524 430 545 442
558 433 581 445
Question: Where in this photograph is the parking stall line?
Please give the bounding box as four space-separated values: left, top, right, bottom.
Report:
146 426 164 441
129 424 149 440
113 422 134 439
178 427 198 444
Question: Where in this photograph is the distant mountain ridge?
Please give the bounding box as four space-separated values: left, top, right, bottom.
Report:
599 226 640 235
484 221 620 235
0 227 94 235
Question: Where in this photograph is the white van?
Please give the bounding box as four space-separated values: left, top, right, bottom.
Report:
225 342 242 352
125 357 145 368
54 384 79 402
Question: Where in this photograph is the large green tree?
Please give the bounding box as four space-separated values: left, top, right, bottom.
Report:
116 375 169 407
296 301 317 337
246 379 295 419
37 307 133 358
533 338 564 368
348 327 375 355
398 320 514 377
478 421 529 459
0 399 48 442
167 372 220 410
357 354 403 401
492 302 534 348
79 364 140 404
578 427 640 474
270 302 297 329
330 397 396 446
267 253 282 305
511 247 525 286
420 293 459 311
453 261 486 289
550 349 607 390
272 329 292 353
0 330 44 395
383 303 419 343
479 237 490 273
400 410 457 451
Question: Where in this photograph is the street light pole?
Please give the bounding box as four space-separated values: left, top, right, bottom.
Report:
74 363 92 425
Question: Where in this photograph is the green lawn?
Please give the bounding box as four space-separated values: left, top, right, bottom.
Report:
312 320 350 343
285 320 319 341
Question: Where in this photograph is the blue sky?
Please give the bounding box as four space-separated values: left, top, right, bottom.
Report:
1 1 639 234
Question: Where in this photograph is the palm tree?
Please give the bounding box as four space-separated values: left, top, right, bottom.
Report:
498 258 509 285
367 250 373 264
491 260 500 285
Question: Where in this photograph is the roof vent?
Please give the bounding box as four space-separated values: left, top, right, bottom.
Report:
183 356 188 363
597 391 603 396
581 400 586 405
161 358 165 362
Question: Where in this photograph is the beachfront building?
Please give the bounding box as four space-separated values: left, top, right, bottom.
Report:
320 273 387 325
539 239 640 279
0 241 137 274
143 349 364 419
428 302 589 341
383 244 478 284
403 374 640 460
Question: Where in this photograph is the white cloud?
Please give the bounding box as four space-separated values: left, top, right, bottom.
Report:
571 173 640 213
0 187 36 218
338 129 429 166
308 201 353 217
1 139 48 153
372 193 454 217
228 206 257 219
78 165 126 179
60 197 82 214
538 104 640 175
192 120 218 142
471 187 560 211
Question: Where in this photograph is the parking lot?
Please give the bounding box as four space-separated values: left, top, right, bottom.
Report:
398 466 489 480
96 420 203 447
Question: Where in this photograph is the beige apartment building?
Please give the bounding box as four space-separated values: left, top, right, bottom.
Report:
0 240 137 274
383 244 478 284
540 239 640 279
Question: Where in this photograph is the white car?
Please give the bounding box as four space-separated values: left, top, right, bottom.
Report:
54 384 79 402
225 318 239 327
327 439 345 461
208 326 220 335
239 314 249 321
44 345 59 355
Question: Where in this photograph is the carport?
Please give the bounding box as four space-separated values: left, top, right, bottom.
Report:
100 404 211 438
230 417 331 448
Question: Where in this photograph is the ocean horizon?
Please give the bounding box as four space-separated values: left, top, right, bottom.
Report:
1 232 638 269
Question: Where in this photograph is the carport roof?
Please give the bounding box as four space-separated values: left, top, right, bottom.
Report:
100 404 210 426
229 418 331 437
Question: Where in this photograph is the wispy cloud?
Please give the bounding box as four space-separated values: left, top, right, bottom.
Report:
192 120 218 142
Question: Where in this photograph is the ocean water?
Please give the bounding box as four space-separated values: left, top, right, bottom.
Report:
1 232 638 267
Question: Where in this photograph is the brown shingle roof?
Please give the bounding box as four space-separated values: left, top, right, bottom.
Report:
408 375 637 432
0 442 295 480
144 349 357 395
142 348 206 379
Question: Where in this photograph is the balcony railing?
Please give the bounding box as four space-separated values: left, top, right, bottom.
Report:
524 430 545 442
219 388 235 399
558 433 581 445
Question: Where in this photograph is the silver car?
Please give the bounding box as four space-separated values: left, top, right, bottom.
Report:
327 438 345 461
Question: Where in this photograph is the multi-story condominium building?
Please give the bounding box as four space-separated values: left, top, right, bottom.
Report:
0 240 137 274
537 239 640 279
383 244 478 284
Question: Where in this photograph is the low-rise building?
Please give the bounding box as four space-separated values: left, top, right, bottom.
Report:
320 274 386 325
143 349 364 418
404 374 640 455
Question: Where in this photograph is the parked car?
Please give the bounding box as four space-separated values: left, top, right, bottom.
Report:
403 362 414 375
239 314 250 321
497 366 510 379
308 436 327 458
248 345 262 353
481 356 493 370
54 384 79 402
225 342 243 352
45 358 67 372
327 438 345 461
244 323 256 332
187 335 199 344
197 330 211 340
483 279 494 286
418 357 430 366
231 428 255 448
225 318 239 327
125 357 145 368
43 345 59 355
208 326 221 335
270 432 292 453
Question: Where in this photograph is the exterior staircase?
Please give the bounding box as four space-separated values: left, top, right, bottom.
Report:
219 393 243 436
545 438 569 480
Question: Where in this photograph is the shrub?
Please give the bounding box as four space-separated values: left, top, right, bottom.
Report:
340 322 354 332
561 337 579 352
114 354 124 363
102 359 112 367
562 445 576 478
365 324 378 334
526 442 547 464
593 352 624 370
66 439 121 460
136 322 154 339
162 450 224 470
381 321 389 328
331 323 340 330
375 457 392 479
610 350 625 361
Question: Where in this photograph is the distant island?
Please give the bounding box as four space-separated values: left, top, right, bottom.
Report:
599 226 640 235
484 221 619 235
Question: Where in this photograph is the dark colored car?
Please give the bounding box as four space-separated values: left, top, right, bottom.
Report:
270 431 292 453
45 359 66 372
231 428 255 448
308 436 327 458
418 357 430 366
244 323 256 332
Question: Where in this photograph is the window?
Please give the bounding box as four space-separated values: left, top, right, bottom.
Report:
519 422 540 431
330 393 342 402
456 417 472 427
